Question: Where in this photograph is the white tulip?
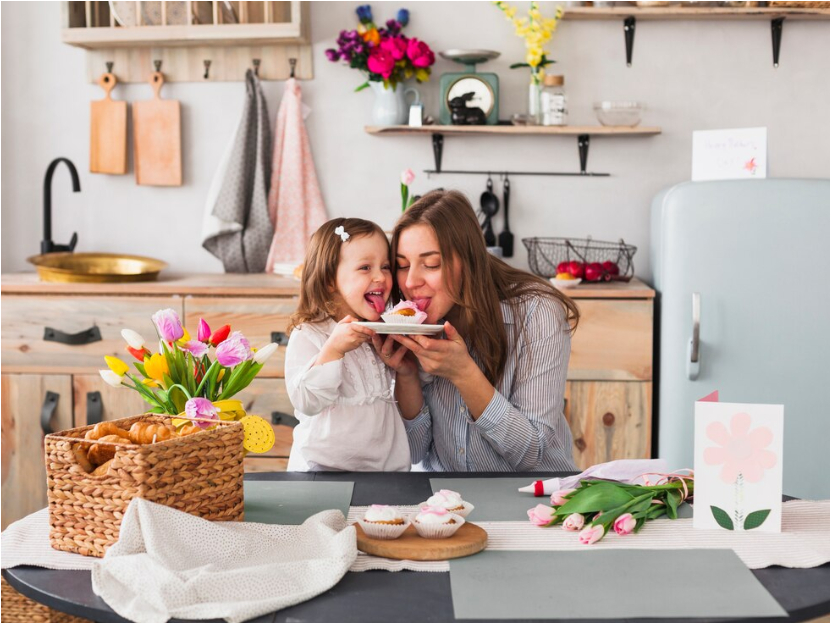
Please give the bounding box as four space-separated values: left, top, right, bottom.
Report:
99 369 124 388
121 328 146 350
253 342 279 364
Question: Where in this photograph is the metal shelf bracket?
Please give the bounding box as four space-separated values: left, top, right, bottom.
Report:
771 17 784 68
624 16 636 66
432 133 444 173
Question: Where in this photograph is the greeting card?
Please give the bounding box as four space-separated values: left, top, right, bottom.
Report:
694 400 783 532
692 127 767 181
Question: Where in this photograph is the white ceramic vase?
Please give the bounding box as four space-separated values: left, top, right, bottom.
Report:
370 81 408 126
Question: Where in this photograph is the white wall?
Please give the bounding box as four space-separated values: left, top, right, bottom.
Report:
3 1 829 281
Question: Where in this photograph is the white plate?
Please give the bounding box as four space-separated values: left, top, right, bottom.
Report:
355 322 444 335
550 277 582 288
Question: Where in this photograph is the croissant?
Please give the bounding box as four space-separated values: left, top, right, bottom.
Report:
87 434 131 465
178 424 202 437
91 459 113 477
128 422 175 445
85 421 130 441
71 443 93 473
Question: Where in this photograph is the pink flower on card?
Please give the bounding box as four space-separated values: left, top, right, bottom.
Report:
704 412 776 483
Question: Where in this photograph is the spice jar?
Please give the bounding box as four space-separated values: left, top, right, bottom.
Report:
541 75 568 126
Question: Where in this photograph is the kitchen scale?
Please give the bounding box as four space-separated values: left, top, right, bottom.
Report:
439 49 500 126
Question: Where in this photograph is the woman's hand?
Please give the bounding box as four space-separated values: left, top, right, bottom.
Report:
372 334 419 377
315 316 375 365
390 322 473 382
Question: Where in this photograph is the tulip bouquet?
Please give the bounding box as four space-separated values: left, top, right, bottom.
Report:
100 308 277 453
326 4 436 91
527 473 694 544
400 168 415 212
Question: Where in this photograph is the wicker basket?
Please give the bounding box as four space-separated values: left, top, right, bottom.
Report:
44 414 244 558
1 577 91 623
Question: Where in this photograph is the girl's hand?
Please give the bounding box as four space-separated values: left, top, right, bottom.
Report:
390 322 473 382
318 316 375 363
371 334 419 377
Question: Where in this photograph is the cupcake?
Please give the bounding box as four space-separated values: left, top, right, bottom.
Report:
411 505 465 539
357 504 410 540
381 301 428 325
421 489 475 518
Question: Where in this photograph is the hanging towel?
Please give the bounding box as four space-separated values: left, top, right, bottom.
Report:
265 77 328 272
203 69 274 273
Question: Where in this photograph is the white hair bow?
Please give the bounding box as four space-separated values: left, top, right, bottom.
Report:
334 226 350 242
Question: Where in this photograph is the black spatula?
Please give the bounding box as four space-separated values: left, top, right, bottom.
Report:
498 177 514 257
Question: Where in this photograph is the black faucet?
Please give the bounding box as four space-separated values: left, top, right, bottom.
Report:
42 157 80 255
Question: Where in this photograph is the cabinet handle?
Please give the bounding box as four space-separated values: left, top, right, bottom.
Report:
270 332 289 346
43 325 102 346
87 391 103 425
271 411 299 427
687 292 701 380
41 391 59 435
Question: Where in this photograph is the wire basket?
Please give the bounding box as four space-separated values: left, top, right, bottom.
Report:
522 237 637 281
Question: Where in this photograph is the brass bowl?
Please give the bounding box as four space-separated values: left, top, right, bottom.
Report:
27 252 167 283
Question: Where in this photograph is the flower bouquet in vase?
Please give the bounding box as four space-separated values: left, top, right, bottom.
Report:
100 308 277 455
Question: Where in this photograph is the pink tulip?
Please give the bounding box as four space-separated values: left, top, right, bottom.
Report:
562 513 585 532
197 318 211 342
578 524 605 545
380 35 407 60
180 340 209 358
151 308 184 342
406 38 435 68
527 504 556 527
184 397 219 429
215 331 252 367
614 513 637 536
367 47 395 79
401 168 415 186
550 488 576 506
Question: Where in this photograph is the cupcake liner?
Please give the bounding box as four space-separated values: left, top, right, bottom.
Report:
410 512 465 539
417 500 475 518
357 517 411 540
381 313 426 325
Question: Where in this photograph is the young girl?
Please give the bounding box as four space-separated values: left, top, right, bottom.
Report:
284 218 411 472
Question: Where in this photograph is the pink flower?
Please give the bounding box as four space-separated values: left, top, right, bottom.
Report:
613 513 637 535
151 308 184 342
179 340 209 358
406 38 435 68
527 504 556 527
197 318 211 342
401 168 415 186
562 513 585 532
550 488 575 506
184 397 219 429
215 331 252 367
380 35 407 60
367 47 395 78
578 524 605 545
704 412 777 483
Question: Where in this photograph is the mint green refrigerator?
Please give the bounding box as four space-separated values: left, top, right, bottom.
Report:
651 179 830 499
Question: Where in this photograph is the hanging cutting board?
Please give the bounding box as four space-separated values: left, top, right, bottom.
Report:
133 72 182 186
90 72 127 174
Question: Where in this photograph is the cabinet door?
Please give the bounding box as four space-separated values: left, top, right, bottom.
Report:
564 381 652 470
73 374 153 427
1 374 73 529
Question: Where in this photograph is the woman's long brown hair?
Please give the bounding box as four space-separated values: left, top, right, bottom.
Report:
391 190 579 386
288 217 387 334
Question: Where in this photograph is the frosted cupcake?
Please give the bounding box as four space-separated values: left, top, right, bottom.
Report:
420 489 475 518
357 504 410 540
411 505 465 539
381 301 428 325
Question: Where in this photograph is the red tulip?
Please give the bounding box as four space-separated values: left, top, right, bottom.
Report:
126 346 151 361
209 324 231 347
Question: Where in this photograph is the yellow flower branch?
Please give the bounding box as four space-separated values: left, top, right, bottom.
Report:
494 1 564 84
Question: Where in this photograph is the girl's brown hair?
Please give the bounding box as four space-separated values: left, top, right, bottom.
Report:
288 218 387 333
391 190 579 386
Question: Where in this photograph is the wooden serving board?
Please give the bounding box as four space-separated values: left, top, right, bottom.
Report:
90 72 127 175
355 522 488 561
133 72 182 186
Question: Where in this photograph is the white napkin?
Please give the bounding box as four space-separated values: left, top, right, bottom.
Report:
91 498 357 623
518 458 670 496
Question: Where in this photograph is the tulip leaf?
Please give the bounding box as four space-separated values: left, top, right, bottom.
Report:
710 506 734 530
134 362 148 378
168 384 190 415
743 509 771 531
354 81 370 92
554 482 634 516
666 490 681 519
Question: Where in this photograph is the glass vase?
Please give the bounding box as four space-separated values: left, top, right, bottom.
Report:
528 77 543 125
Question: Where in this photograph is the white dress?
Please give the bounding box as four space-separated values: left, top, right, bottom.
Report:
285 319 411 472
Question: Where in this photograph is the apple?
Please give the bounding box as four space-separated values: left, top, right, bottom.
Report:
557 261 570 275
584 262 604 282
568 261 585 278
602 261 620 276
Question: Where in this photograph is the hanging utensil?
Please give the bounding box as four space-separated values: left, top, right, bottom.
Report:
498 176 514 257
480 176 499 247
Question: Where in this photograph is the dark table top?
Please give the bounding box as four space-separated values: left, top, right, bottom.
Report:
3 471 829 623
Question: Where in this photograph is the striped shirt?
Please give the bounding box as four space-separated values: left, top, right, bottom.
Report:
403 295 578 472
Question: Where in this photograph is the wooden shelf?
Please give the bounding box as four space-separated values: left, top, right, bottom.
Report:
562 6 829 21
365 125 662 137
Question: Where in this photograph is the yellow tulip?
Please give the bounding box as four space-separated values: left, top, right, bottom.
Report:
177 327 191 345
145 352 169 381
105 355 129 377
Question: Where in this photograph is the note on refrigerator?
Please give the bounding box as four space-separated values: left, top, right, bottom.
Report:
692 127 767 181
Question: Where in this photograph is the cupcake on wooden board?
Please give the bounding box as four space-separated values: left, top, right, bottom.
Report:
421 489 474 518
381 301 428 325
357 504 410 540
411 505 465 539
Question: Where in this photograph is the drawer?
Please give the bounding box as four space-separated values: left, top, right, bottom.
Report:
568 299 653 381
1 295 182 374
233 378 294 459
183 296 298 378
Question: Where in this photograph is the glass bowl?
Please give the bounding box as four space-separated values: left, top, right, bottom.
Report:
593 101 645 127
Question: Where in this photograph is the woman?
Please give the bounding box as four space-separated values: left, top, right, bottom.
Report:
374 190 580 471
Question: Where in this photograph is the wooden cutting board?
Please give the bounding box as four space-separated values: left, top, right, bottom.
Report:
90 72 127 175
133 72 182 186
355 522 488 561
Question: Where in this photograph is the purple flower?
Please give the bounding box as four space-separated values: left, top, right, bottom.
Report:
396 8 409 27
151 308 184 342
384 19 400 35
197 318 211 342
325 48 341 62
356 4 373 24
184 397 219 429
180 340 209 358
215 331 252 367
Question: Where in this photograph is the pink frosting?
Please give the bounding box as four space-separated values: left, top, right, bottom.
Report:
385 300 428 324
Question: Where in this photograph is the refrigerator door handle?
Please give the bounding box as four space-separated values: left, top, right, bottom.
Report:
687 292 701 380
